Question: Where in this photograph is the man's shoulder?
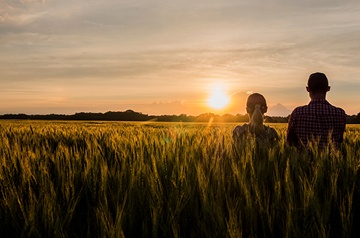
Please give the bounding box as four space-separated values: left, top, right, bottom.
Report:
333 105 346 115
291 105 308 115
324 101 346 117
291 102 345 115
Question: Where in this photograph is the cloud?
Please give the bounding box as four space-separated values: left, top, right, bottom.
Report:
0 1 50 26
225 92 250 115
267 103 291 117
1 0 359 115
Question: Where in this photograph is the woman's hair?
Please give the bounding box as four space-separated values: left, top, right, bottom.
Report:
250 104 265 135
246 93 267 135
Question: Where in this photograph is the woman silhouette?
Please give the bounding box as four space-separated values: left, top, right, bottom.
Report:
233 93 279 146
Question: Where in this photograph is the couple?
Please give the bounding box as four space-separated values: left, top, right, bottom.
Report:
233 72 347 149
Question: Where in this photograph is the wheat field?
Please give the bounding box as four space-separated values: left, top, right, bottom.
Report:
0 120 359 238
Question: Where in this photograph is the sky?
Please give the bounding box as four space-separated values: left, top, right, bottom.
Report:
1 0 360 117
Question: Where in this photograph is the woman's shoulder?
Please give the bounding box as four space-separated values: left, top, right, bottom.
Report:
233 124 250 134
232 124 251 141
264 125 276 131
264 125 279 139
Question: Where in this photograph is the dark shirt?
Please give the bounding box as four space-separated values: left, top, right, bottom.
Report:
287 99 346 148
233 124 279 146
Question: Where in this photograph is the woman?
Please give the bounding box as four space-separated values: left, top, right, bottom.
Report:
233 93 279 146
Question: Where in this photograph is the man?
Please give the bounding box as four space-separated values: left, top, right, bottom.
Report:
287 72 346 149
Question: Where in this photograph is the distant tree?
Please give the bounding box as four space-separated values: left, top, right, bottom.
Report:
220 114 236 122
195 113 220 122
234 114 248 122
347 113 360 124
2 109 356 123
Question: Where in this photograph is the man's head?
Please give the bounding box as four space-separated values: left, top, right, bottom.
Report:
246 93 267 114
307 72 330 96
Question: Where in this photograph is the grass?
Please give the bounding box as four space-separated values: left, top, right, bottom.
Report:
0 120 359 237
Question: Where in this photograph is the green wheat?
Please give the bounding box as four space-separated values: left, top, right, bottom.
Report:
0 121 359 238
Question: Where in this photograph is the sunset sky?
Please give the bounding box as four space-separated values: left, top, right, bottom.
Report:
1 0 359 116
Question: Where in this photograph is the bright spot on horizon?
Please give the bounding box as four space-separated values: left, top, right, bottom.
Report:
206 84 230 110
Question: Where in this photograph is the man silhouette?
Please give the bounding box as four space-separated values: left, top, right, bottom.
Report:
287 72 346 149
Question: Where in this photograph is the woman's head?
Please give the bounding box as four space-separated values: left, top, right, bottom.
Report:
246 93 267 115
246 93 267 135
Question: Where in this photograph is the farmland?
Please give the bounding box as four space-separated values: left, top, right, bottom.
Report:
0 121 359 237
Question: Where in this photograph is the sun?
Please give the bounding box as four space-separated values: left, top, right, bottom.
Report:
206 84 230 110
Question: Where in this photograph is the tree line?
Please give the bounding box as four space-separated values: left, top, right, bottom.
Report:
1 109 360 123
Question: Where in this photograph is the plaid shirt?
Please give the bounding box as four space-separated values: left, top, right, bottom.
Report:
233 124 279 146
287 99 346 148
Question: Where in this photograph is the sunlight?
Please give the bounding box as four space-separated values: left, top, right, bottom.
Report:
206 83 230 110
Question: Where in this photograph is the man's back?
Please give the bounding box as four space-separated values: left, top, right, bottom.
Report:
287 99 346 148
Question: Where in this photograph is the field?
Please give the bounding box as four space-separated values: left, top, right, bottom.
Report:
0 120 359 238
